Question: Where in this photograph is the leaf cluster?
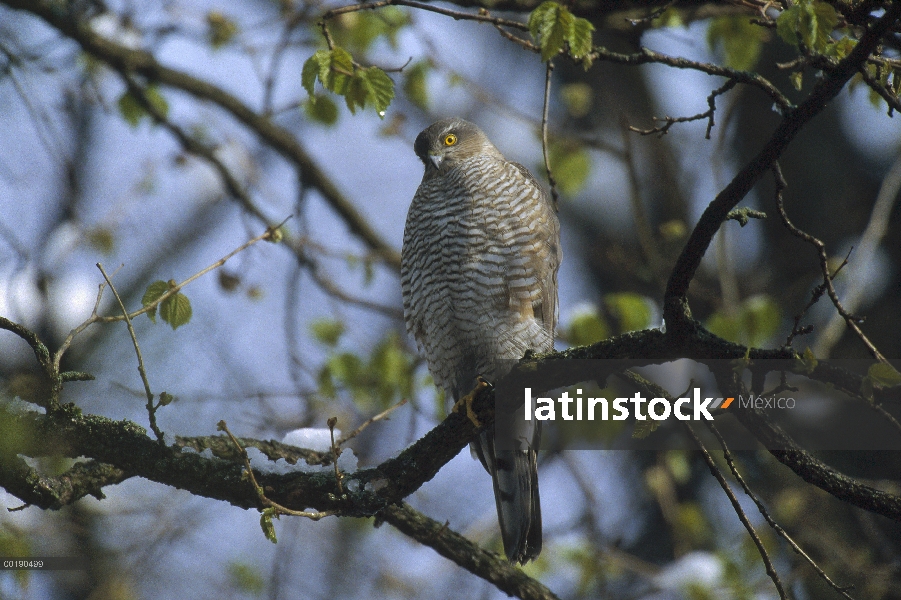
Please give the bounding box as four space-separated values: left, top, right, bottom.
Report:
528 1 595 63
142 280 193 330
302 48 395 118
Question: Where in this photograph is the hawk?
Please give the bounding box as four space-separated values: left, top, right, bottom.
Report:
401 118 561 563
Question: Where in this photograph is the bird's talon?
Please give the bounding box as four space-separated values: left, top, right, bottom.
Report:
453 378 490 428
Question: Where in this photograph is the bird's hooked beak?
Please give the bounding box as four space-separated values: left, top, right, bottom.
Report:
428 153 443 170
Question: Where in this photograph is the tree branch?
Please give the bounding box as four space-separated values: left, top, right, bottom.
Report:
380 504 560 600
0 0 401 269
661 3 901 330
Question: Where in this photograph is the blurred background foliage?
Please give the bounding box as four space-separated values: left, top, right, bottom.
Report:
0 0 900 598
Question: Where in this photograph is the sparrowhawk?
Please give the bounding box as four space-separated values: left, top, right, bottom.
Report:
401 118 561 563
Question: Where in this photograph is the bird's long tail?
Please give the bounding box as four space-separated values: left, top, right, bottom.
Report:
475 427 542 564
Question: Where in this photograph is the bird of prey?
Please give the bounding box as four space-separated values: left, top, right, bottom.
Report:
401 118 561 563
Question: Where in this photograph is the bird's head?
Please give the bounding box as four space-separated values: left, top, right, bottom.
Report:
414 118 502 174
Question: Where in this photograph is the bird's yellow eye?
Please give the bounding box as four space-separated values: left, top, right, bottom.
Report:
443 134 457 146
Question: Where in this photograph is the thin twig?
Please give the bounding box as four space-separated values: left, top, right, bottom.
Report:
337 398 408 445
620 370 787 599
858 68 901 116
51 225 282 381
625 0 677 26
815 151 901 356
218 420 337 520
327 417 344 496
540 60 560 211
320 0 529 32
98 221 288 325
706 422 857 599
683 423 789 600
771 162 888 363
491 16 539 52
619 116 663 279
628 79 738 138
97 263 165 443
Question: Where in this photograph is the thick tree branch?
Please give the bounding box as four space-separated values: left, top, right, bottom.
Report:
3 321 899 519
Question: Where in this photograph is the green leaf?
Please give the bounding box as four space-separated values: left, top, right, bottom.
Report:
794 347 818 375
159 291 192 330
117 91 144 127
706 295 780 347
301 47 355 98
790 71 803 91
304 94 339 125
546 141 591 197
809 1 839 51
868 363 901 388
331 7 410 53
320 47 355 95
402 61 430 111
569 17 595 59
776 6 800 46
301 52 323 97
227 562 266 595
528 1 594 62
117 85 169 128
825 35 857 60
540 8 567 61
158 391 174 406
359 66 395 116
141 280 170 323
565 306 610 346
260 508 278 543
343 75 367 114
707 16 765 71
776 0 838 53
311 318 346 346
528 2 557 46
206 11 238 49
604 293 652 334
302 48 394 117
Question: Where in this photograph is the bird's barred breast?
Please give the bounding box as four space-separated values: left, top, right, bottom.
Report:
401 155 556 393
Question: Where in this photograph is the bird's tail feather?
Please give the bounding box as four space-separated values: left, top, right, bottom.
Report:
476 430 542 564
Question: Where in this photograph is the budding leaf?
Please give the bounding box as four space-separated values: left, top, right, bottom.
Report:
141 280 170 323
311 318 346 346
159 291 192 330
117 85 169 128
402 61 430 110
632 419 660 439
868 363 901 388
794 347 818 375
528 1 595 62
260 509 278 544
